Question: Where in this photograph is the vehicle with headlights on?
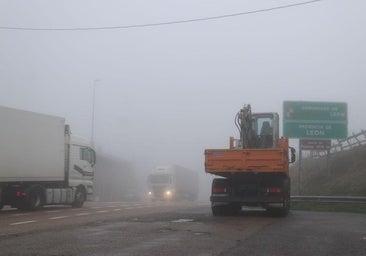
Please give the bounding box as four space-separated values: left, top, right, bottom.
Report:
147 164 198 201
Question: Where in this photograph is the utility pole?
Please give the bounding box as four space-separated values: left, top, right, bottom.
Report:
91 79 100 146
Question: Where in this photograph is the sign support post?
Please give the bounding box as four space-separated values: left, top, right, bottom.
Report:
298 141 302 195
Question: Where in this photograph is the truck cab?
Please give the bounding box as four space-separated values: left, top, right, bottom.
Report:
147 165 198 201
234 110 279 149
147 171 175 200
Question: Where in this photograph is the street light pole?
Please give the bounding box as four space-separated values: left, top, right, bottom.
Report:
91 79 100 146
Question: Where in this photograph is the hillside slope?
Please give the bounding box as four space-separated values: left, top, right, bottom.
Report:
290 145 366 196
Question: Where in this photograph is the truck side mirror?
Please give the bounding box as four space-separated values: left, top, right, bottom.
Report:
91 149 96 167
289 147 296 163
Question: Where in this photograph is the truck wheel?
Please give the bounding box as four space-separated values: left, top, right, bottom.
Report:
0 190 3 210
212 205 226 216
267 196 290 217
212 204 238 216
27 188 44 210
229 203 241 215
279 196 290 217
72 187 86 208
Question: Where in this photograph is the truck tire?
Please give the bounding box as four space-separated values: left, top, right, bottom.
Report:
267 197 289 217
0 190 3 210
266 176 290 217
212 204 240 216
25 187 44 211
211 178 232 216
280 194 290 216
212 205 227 216
229 203 242 215
72 186 86 208
278 178 291 217
279 195 290 216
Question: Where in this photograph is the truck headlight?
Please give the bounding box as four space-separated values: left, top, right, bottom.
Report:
148 191 152 196
165 190 172 196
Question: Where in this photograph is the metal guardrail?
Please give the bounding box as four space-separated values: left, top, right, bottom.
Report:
291 196 366 204
310 130 366 158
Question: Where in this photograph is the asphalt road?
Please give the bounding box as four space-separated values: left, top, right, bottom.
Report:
0 201 365 256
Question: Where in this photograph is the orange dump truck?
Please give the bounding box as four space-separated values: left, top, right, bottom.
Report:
204 105 295 216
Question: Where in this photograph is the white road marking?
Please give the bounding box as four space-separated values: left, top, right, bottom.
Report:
10 220 37 226
6 202 164 227
12 213 31 217
118 205 129 207
171 219 194 223
49 216 68 220
134 205 151 209
75 213 90 216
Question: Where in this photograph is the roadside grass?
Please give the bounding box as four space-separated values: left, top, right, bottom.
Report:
291 201 366 214
291 145 366 196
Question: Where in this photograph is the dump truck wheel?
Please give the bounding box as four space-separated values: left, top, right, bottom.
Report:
279 195 290 217
267 196 290 217
212 204 239 216
229 203 242 215
212 205 227 216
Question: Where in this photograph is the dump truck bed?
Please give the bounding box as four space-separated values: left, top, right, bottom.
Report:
205 138 290 177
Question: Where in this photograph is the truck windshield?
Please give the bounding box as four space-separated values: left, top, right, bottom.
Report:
255 117 274 148
148 174 171 184
255 118 273 137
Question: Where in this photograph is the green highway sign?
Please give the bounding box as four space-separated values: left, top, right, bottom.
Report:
283 101 348 139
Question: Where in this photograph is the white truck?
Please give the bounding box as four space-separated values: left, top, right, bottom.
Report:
147 164 199 201
0 106 95 210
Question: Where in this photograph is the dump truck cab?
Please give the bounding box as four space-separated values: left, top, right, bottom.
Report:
233 112 280 149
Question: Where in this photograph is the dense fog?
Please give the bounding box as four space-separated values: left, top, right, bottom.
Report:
1 0 365 201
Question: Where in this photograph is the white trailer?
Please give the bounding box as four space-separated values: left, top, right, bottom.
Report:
147 164 198 201
0 106 95 210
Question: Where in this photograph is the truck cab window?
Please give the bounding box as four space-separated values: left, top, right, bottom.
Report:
256 118 274 148
80 147 93 164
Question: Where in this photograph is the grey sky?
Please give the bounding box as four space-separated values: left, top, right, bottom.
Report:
0 0 365 175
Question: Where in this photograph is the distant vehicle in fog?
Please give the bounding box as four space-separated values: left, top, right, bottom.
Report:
0 106 95 210
147 165 198 201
